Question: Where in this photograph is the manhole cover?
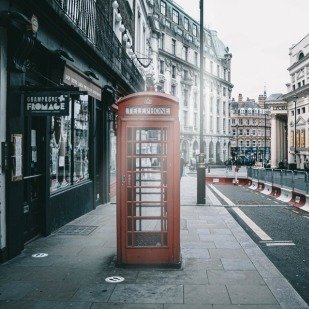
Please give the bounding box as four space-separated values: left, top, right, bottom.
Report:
55 225 97 235
32 253 48 258
105 276 125 283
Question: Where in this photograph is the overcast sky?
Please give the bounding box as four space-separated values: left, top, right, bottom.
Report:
175 0 309 100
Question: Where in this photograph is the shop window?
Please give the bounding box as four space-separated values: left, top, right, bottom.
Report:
50 95 89 193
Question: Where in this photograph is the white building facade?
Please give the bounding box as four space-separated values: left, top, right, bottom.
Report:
283 34 309 169
151 0 233 165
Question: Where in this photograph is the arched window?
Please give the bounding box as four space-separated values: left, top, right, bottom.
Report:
298 52 304 61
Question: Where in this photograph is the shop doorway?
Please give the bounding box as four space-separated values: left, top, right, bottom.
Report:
94 101 104 206
23 116 45 243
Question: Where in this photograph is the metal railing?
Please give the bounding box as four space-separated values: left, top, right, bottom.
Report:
248 167 309 194
52 0 144 91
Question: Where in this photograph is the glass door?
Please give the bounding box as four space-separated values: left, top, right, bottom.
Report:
125 127 169 248
23 116 45 243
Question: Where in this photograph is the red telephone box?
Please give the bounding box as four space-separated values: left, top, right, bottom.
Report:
116 92 181 267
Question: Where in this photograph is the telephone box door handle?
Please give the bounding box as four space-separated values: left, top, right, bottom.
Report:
121 175 126 184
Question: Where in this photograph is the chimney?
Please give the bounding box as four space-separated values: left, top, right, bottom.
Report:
238 93 243 102
258 94 266 108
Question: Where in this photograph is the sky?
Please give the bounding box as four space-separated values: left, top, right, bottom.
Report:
175 0 309 100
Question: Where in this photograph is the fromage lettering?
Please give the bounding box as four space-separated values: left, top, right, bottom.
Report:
27 102 65 111
25 94 69 115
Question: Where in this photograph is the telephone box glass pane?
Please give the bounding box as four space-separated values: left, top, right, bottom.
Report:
126 127 168 247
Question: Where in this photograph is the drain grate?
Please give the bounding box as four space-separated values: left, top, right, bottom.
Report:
55 225 98 235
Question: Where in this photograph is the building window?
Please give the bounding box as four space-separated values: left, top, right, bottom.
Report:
216 98 220 114
217 64 220 77
194 113 197 129
183 45 188 61
246 140 250 147
172 39 176 55
184 69 188 80
183 110 188 126
291 110 294 116
252 140 256 147
159 33 165 49
159 60 164 74
252 129 256 135
192 24 197 36
239 129 243 135
171 84 176 96
246 129 250 135
172 65 176 78
194 74 198 86
184 17 189 30
210 97 213 113
50 95 89 193
160 1 166 15
302 107 306 113
184 89 188 107
172 9 179 24
194 92 197 108
194 51 198 66
165 20 171 28
210 61 213 74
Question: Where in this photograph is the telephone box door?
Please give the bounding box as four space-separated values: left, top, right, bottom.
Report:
117 92 180 266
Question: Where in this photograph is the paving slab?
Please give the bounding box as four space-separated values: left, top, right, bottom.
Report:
226 284 279 305
183 284 231 305
108 284 183 304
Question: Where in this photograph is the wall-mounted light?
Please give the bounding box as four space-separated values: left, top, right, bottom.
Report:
0 10 31 27
55 49 74 62
84 70 99 80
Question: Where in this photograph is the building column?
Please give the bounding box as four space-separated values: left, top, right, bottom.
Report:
270 114 277 167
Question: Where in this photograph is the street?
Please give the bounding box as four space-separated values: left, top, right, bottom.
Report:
210 183 309 304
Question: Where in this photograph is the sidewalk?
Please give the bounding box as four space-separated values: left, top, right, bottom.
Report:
0 176 308 308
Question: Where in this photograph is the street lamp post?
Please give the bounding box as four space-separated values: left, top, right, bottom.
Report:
197 0 205 204
236 124 239 162
264 112 267 166
293 95 298 166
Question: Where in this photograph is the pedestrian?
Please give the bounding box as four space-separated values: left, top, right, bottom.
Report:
180 155 185 178
305 159 309 172
234 164 240 184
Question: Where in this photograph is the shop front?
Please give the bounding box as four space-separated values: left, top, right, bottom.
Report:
4 26 113 261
